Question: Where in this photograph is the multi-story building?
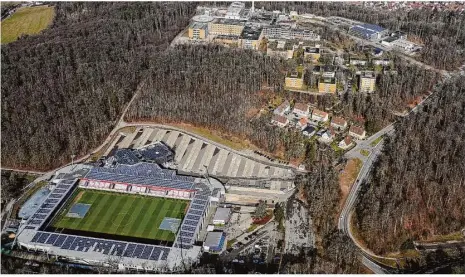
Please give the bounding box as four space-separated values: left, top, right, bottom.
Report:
263 26 320 41
213 35 241 47
390 38 416 52
225 2 245 20
304 46 320 63
285 71 304 89
359 71 376 93
188 22 208 40
209 18 244 36
318 72 336 93
240 25 263 50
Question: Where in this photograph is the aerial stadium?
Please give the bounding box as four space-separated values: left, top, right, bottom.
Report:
16 143 224 272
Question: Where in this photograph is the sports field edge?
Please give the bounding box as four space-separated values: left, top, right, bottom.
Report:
51 188 189 242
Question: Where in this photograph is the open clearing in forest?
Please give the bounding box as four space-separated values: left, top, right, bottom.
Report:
1 5 55 44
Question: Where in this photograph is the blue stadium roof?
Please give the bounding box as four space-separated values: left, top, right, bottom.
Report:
84 163 196 191
361 23 385 33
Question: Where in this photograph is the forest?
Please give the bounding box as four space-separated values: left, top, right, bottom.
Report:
124 44 314 163
280 149 361 274
1 2 196 170
256 1 465 70
354 76 465 254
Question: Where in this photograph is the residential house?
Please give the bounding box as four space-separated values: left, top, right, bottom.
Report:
320 127 336 142
373 59 391 66
293 102 310 117
330 116 348 130
273 100 291 116
297 117 309 129
349 59 368 66
271 114 289 127
311 109 329 122
338 136 354 149
349 125 366 139
302 125 316 137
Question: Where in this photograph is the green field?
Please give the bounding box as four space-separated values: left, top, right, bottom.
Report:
52 189 188 241
1 5 55 44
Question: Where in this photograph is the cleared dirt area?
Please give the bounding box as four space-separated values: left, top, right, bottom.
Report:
169 123 252 151
338 158 363 213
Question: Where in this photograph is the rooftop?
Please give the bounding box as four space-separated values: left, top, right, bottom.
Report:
350 125 365 136
215 18 245 26
240 26 262 40
331 116 347 126
305 47 320 54
320 77 336 84
272 114 289 124
204 232 224 247
312 109 328 118
213 207 231 222
361 71 376 78
190 21 208 30
293 102 309 112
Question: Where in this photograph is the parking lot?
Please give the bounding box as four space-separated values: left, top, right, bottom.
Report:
285 200 315 254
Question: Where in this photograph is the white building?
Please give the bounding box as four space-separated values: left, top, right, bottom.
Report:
311 109 329 122
212 207 231 225
293 103 310 118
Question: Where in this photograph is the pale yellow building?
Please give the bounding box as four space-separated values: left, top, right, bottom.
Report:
209 19 244 36
360 71 376 93
188 22 208 40
318 75 337 94
285 71 304 89
213 35 240 48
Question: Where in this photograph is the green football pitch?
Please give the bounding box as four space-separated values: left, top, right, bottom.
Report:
52 189 189 241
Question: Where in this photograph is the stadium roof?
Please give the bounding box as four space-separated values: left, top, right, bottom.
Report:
361 23 386 33
114 149 139 165
22 179 77 231
83 163 196 191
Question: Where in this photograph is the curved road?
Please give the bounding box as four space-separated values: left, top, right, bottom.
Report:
338 68 456 273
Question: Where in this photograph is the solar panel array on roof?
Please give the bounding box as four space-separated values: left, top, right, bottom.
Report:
175 182 214 248
26 180 77 230
136 143 174 164
84 163 195 191
114 149 140 165
30 231 171 261
361 23 385 32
